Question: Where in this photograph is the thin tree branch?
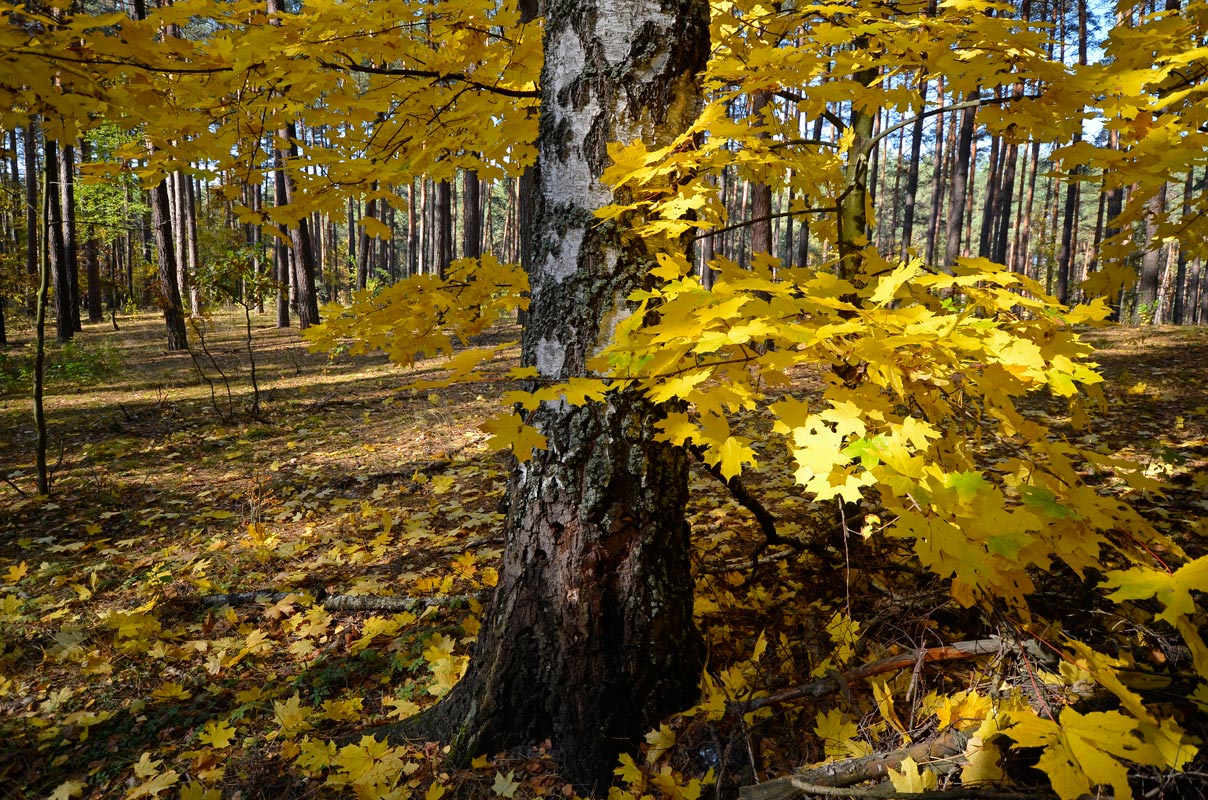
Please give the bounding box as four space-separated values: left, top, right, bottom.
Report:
322 57 540 99
689 206 838 243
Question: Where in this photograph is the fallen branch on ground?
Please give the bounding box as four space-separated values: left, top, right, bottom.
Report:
198 590 491 613
740 729 974 800
731 638 1005 714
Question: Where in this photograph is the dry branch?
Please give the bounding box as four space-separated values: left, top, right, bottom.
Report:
740 730 972 800
198 590 490 613
732 638 1006 714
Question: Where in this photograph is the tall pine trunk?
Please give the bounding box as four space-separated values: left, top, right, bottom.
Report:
149 180 189 350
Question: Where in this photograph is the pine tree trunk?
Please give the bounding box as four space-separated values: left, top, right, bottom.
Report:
1135 182 1168 324
435 179 452 278
282 123 321 327
900 79 926 259
923 78 947 265
45 141 73 343
943 96 976 271
59 142 81 332
1170 168 1196 323
183 172 202 315
149 180 189 350
24 122 38 313
749 91 773 257
463 171 482 261
409 0 708 788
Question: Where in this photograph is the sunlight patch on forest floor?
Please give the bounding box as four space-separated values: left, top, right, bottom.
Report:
0 315 1205 799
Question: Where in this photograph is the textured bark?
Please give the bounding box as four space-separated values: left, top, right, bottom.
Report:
899 80 926 258
80 139 104 323
24 123 38 299
45 141 73 343
1135 182 1168 324
943 96 976 271
272 145 290 327
435 179 452 278
462 170 482 261
411 0 709 788
283 122 321 328
149 181 188 350
59 142 81 332
750 91 774 257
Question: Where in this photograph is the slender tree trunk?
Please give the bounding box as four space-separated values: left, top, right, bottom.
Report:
411 0 708 788
34 167 51 495
1171 169 1196 323
79 139 104 323
24 122 38 312
150 181 189 350
283 122 321 327
1135 182 1168 324
924 78 947 266
900 79 926 259
408 180 419 277
59 142 81 332
184 172 201 315
991 141 1018 265
273 146 290 327
435 180 452 278
977 125 1000 259
943 95 977 270
45 141 72 343
749 91 774 258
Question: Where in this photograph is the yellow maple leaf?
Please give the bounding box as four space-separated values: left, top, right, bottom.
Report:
492 770 520 798
481 412 547 462
814 708 866 759
273 694 313 736
644 723 676 764
47 779 87 800
151 682 191 703
197 719 236 749
887 756 938 793
124 769 179 799
179 782 222 800
5 561 28 584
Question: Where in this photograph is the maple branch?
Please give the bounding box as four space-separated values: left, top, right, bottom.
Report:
860 94 1043 159
688 444 801 553
322 57 540 99
8 48 235 75
774 89 847 132
690 206 838 243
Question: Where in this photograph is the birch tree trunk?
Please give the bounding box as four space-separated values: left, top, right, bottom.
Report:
411 0 709 788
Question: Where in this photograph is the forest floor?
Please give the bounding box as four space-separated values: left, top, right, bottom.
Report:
0 311 1205 800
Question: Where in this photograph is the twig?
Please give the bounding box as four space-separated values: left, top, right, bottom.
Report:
688 444 802 553
1 474 28 497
